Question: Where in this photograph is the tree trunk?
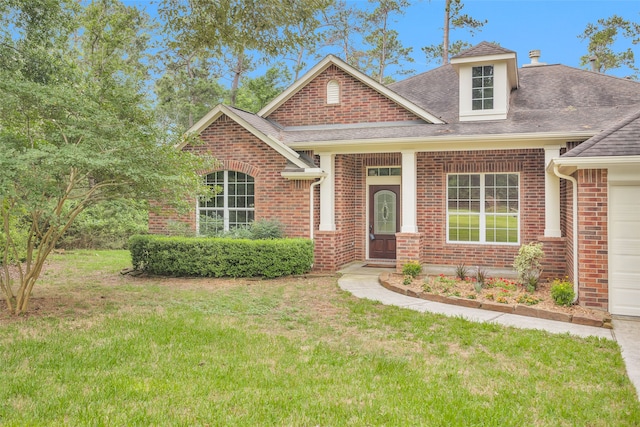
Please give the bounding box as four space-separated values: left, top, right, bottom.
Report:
230 51 245 107
442 0 451 64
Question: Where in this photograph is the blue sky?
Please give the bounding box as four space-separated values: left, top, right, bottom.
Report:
130 0 639 80
394 0 640 77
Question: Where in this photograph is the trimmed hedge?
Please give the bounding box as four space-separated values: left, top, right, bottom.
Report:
129 235 314 279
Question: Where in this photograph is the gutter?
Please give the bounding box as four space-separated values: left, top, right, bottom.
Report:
309 175 326 240
552 164 579 303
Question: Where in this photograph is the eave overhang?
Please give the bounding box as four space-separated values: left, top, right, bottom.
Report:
548 155 640 175
286 131 596 155
280 169 327 181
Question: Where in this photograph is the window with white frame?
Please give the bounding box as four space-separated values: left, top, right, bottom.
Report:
198 171 255 235
472 65 494 110
447 173 519 244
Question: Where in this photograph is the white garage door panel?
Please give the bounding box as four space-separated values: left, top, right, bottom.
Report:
610 185 640 316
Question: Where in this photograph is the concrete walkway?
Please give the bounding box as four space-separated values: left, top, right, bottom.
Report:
337 263 640 399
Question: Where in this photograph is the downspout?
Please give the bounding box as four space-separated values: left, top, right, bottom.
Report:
552 164 579 303
309 176 326 240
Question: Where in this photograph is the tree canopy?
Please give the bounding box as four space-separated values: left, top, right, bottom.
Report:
579 14 639 78
0 0 212 315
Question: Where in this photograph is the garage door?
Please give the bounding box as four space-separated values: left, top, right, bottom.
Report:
610 184 640 316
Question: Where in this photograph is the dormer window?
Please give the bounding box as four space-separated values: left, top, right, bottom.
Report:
450 42 518 122
327 80 340 104
472 66 494 110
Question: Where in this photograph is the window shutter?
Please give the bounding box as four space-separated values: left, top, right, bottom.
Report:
327 80 340 104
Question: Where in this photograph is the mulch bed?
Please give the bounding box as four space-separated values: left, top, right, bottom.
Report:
380 272 612 328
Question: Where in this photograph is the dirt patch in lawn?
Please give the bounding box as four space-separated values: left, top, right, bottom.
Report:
0 257 339 324
382 273 611 327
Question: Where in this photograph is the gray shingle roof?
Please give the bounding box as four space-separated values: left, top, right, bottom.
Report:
451 41 516 59
211 47 640 152
562 109 640 157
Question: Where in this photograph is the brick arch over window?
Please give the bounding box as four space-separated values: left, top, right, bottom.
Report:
204 160 261 178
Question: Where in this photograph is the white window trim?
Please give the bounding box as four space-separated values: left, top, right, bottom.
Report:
327 80 340 105
196 170 255 235
446 172 520 245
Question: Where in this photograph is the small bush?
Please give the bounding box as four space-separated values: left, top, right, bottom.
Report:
455 263 468 280
249 219 284 240
476 266 488 286
551 279 575 306
402 275 413 286
402 260 422 278
513 242 544 290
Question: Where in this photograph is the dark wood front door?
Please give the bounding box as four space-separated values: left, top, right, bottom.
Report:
369 185 400 259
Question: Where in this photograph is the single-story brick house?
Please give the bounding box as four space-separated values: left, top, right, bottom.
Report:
150 42 640 316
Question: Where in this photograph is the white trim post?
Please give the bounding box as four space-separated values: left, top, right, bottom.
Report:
319 154 336 231
401 150 418 233
544 146 562 237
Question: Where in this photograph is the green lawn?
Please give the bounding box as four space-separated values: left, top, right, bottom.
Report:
0 250 638 426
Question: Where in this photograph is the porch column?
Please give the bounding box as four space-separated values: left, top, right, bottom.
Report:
319 153 336 231
401 150 418 233
544 146 562 238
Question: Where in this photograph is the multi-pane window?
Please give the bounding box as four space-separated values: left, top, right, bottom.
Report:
447 173 519 244
198 171 255 235
472 65 494 110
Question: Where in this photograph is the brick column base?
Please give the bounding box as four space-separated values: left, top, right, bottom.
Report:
395 232 423 272
313 231 340 272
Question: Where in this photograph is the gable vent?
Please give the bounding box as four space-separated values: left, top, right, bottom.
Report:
327 80 340 104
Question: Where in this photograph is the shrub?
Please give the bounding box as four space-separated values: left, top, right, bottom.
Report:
129 234 313 278
513 242 544 290
402 260 422 278
0 214 29 263
455 263 468 280
59 200 148 249
475 266 488 287
403 275 413 286
249 219 284 240
551 279 575 306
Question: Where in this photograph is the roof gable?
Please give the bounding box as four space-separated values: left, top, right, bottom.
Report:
258 55 444 124
452 41 516 59
177 104 314 170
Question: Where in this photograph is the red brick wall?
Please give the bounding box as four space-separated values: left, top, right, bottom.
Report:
149 115 311 239
310 150 556 274
576 169 608 311
415 149 564 272
266 65 421 127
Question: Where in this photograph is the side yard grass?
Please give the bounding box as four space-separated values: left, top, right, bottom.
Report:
0 250 638 426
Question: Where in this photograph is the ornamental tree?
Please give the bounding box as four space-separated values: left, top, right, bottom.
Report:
0 0 212 315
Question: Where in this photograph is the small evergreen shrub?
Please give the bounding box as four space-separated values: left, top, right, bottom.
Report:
402 260 422 278
249 219 284 240
551 279 575 306
129 234 313 278
513 242 544 290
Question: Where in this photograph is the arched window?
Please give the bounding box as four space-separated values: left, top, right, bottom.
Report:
327 80 340 104
198 171 255 236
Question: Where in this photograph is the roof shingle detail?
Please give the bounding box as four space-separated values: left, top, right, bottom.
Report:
451 41 516 59
562 109 640 157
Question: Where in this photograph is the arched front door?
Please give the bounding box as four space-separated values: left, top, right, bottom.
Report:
369 185 400 259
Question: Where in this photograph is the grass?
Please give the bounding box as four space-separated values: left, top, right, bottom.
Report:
1 250 639 425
